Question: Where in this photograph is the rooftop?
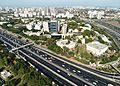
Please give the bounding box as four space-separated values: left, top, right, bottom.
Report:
86 41 108 50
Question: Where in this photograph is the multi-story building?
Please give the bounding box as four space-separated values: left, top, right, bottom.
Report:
61 24 68 34
88 10 104 19
48 20 60 33
43 21 49 32
97 11 105 19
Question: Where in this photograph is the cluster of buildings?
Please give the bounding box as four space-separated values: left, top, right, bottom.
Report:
0 7 113 57
24 20 69 37
25 20 60 32
12 7 74 19
0 7 120 20
13 7 56 18
88 10 105 19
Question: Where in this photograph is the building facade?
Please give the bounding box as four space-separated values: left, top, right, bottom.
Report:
48 20 59 33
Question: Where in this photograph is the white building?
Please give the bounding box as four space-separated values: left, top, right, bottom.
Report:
88 10 96 19
14 12 19 17
28 12 33 17
65 11 74 19
88 10 104 19
42 10 45 16
97 11 104 19
34 24 42 30
0 70 11 80
61 24 68 34
56 39 76 49
56 13 66 18
26 23 33 30
43 21 49 32
56 11 74 19
81 38 85 45
86 41 108 56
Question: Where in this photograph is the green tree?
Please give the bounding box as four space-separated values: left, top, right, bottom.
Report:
85 38 93 43
77 39 81 43
63 46 69 55
82 30 95 37
68 51 75 57
98 36 105 44
3 56 8 65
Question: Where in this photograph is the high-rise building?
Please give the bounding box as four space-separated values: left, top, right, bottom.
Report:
61 24 68 34
48 20 59 33
88 10 104 19
43 21 49 32
97 11 104 19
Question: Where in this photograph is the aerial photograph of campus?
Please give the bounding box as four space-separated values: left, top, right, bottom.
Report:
0 0 120 86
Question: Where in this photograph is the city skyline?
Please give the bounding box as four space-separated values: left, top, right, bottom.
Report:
0 0 120 8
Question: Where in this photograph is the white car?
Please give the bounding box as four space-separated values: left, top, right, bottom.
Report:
107 84 114 86
73 70 76 72
93 82 97 85
57 70 60 72
77 70 81 73
62 65 65 67
67 73 71 76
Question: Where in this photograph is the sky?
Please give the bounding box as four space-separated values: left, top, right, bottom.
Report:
0 0 120 8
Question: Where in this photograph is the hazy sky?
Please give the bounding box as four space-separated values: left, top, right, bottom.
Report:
0 0 119 8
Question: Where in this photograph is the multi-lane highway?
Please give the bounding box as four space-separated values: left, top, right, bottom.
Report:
0 28 120 86
82 18 120 52
90 20 120 50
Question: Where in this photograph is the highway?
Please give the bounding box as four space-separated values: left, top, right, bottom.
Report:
97 20 120 49
0 29 120 86
88 19 120 50
0 30 92 86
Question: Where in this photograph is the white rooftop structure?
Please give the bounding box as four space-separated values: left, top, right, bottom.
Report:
1 70 11 80
86 41 108 56
56 39 76 49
